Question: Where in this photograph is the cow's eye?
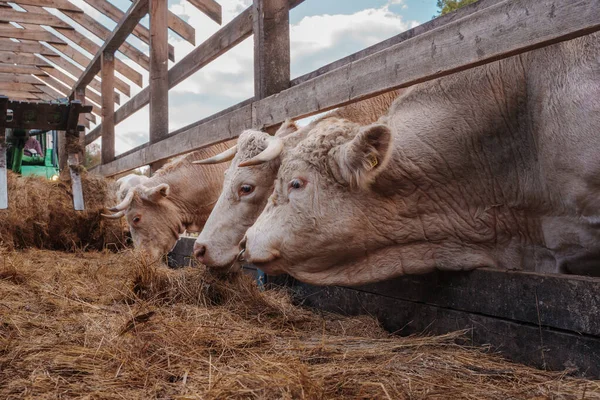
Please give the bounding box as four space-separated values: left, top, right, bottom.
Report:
289 178 305 190
132 216 141 224
239 184 255 196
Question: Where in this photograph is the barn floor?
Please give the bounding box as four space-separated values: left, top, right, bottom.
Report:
1 250 599 399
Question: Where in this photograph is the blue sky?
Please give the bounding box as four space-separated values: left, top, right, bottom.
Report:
46 0 439 154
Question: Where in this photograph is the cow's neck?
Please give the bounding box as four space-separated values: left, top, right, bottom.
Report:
148 141 233 233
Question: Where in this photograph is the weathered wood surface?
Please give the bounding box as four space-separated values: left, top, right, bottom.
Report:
0 82 41 93
0 73 42 84
101 52 115 164
71 0 149 95
254 0 600 128
0 27 66 43
40 66 119 105
60 8 150 71
123 0 196 45
187 0 222 25
290 282 600 378
8 0 83 13
85 0 306 146
291 0 502 86
0 41 62 56
0 9 73 29
82 0 175 61
92 0 600 176
253 0 290 99
0 53 46 67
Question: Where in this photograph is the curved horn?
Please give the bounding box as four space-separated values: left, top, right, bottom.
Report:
108 189 134 212
192 145 238 165
238 136 284 167
101 210 125 219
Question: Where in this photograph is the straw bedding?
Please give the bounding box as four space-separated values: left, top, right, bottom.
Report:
1 249 598 399
0 172 126 251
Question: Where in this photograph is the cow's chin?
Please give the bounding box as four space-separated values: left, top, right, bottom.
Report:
251 259 287 275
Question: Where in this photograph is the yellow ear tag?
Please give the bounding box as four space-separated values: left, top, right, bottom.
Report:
367 154 378 170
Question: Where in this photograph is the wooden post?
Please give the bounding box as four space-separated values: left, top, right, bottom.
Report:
73 86 87 162
101 51 115 164
149 0 169 174
252 0 290 101
0 95 8 209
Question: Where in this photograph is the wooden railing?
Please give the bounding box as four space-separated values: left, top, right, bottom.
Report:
84 0 600 177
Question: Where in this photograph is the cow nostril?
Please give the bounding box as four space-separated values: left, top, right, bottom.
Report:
193 243 206 259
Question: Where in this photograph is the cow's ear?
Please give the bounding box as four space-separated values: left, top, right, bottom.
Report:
332 124 393 188
143 183 170 203
275 118 299 138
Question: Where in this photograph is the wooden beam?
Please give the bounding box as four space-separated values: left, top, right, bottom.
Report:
125 0 196 45
0 27 66 43
93 0 600 176
101 52 115 164
60 8 151 71
186 0 222 25
39 65 119 105
54 27 143 86
37 55 130 97
0 65 47 79
71 0 149 95
0 73 41 84
0 90 39 100
0 9 73 29
36 77 101 118
73 86 87 157
0 52 42 65
9 0 84 13
149 0 168 173
84 0 305 146
0 41 63 56
252 0 290 99
82 0 175 61
0 82 42 92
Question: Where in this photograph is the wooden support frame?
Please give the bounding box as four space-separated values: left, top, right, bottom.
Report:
253 0 290 100
0 95 8 209
92 0 600 177
101 52 115 165
70 0 149 96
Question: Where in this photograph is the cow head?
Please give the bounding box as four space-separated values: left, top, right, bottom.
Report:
192 120 299 268
102 183 184 261
242 119 396 284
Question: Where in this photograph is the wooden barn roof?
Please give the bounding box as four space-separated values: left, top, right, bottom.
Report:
0 0 221 127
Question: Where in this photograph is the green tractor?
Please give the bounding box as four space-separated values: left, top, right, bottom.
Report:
6 128 60 181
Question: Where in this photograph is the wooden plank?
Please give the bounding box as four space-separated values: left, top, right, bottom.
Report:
0 90 39 100
0 41 62 56
101 52 115 164
9 0 84 13
124 0 196 45
94 102 253 175
60 8 150 71
149 0 169 173
186 0 221 25
290 283 600 378
0 9 73 29
0 73 41 84
351 268 600 337
83 0 304 143
54 27 143 86
36 73 104 107
0 27 66 43
0 95 7 209
82 0 175 61
0 52 44 66
36 79 101 117
254 0 600 128
0 82 42 92
39 66 119 105
291 0 502 86
0 63 45 75
37 55 130 97
253 0 290 99
149 0 168 144
71 0 149 95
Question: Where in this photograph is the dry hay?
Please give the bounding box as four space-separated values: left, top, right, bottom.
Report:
1 250 598 399
0 171 127 251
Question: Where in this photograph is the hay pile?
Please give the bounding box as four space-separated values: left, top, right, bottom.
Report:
1 250 598 399
0 172 126 251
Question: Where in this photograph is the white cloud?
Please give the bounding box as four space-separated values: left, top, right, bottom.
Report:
107 1 419 155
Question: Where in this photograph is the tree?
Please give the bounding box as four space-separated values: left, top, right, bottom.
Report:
84 143 101 169
436 0 478 16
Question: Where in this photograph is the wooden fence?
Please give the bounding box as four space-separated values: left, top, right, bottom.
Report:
82 0 600 377
85 0 600 176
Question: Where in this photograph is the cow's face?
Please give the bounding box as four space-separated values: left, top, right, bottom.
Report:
194 123 298 268
243 120 394 282
106 184 184 262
